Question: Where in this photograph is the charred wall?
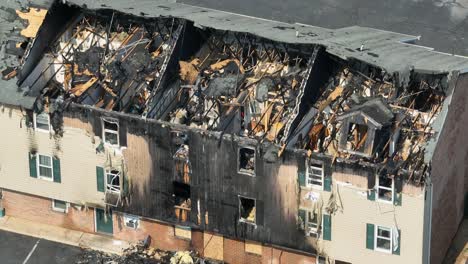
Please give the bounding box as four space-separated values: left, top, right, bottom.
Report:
61 103 316 253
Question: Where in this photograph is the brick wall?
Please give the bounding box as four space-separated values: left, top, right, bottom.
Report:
2 190 318 264
223 238 262 264
113 212 191 251
2 189 95 233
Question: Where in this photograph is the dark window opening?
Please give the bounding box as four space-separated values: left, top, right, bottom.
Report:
239 196 256 224
377 176 393 202
173 181 191 222
238 147 255 175
346 123 368 152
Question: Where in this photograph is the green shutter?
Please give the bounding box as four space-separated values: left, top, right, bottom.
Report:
52 157 61 183
366 223 375 250
323 214 331 240
123 173 129 196
367 190 375 201
324 176 332 192
96 166 105 192
298 172 306 187
393 229 401 255
298 209 306 230
394 192 402 206
28 153 37 178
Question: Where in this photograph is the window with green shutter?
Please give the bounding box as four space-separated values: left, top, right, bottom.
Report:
298 209 306 230
298 171 306 187
52 157 61 183
28 153 37 178
96 166 105 192
323 214 331 240
324 176 332 192
366 223 375 250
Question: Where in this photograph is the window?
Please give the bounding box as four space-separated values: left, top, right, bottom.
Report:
346 122 368 152
52 199 67 213
307 161 324 189
173 181 191 222
106 169 121 193
306 211 321 237
316 255 326 264
375 226 392 253
123 214 139 229
377 176 393 203
239 196 256 224
37 154 53 181
238 147 255 175
34 112 50 132
103 119 119 146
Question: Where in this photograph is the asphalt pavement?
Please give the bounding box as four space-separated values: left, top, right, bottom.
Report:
0 230 82 264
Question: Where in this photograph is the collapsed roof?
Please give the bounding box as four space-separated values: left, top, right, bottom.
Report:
1 0 468 185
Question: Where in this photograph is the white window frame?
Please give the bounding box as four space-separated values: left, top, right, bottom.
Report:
33 112 51 132
374 225 393 253
52 199 68 213
37 154 54 181
239 195 256 225
106 169 121 194
123 214 139 229
102 119 119 147
376 176 394 203
306 210 323 237
307 161 324 190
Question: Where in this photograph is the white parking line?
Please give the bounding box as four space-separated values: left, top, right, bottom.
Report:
22 239 40 264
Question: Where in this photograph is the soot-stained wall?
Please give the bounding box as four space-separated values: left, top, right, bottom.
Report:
62 103 316 253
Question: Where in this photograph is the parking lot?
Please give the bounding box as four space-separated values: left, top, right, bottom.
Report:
0 230 82 264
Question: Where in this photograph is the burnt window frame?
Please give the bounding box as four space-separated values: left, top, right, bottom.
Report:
376 175 394 204
238 195 256 225
306 159 324 190
339 118 377 158
102 118 119 147
238 146 256 176
106 169 121 194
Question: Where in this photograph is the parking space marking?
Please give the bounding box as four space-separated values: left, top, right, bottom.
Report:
22 239 40 264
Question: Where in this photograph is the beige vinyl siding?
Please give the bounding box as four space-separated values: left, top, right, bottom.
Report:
0 105 106 205
300 173 425 264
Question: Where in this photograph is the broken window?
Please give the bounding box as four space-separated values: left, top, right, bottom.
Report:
346 122 368 153
103 119 119 146
34 112 50 132
306 211 321 237
377 176 393 203
173 181 191 221
238 147 255 175
375 226 392 253
38 154 53 181
239 196 256 224
307 161 324 189
106 169 121 193
123 214 139 229
52 199 67 213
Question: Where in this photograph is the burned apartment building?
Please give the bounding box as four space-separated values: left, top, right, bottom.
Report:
0 0 467 263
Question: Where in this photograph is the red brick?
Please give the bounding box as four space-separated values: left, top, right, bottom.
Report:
2 189 94 233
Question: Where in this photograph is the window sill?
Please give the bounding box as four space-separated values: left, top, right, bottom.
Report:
376 199 393 204
38 176 54 182
238 169 255 177
239 219 256 226
374 248 392 254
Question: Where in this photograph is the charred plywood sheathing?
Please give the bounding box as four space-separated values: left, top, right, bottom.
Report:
19 8 184 117
288 64 448 185
159 30 317 146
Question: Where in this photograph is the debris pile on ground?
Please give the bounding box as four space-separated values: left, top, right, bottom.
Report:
74 243 219 264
